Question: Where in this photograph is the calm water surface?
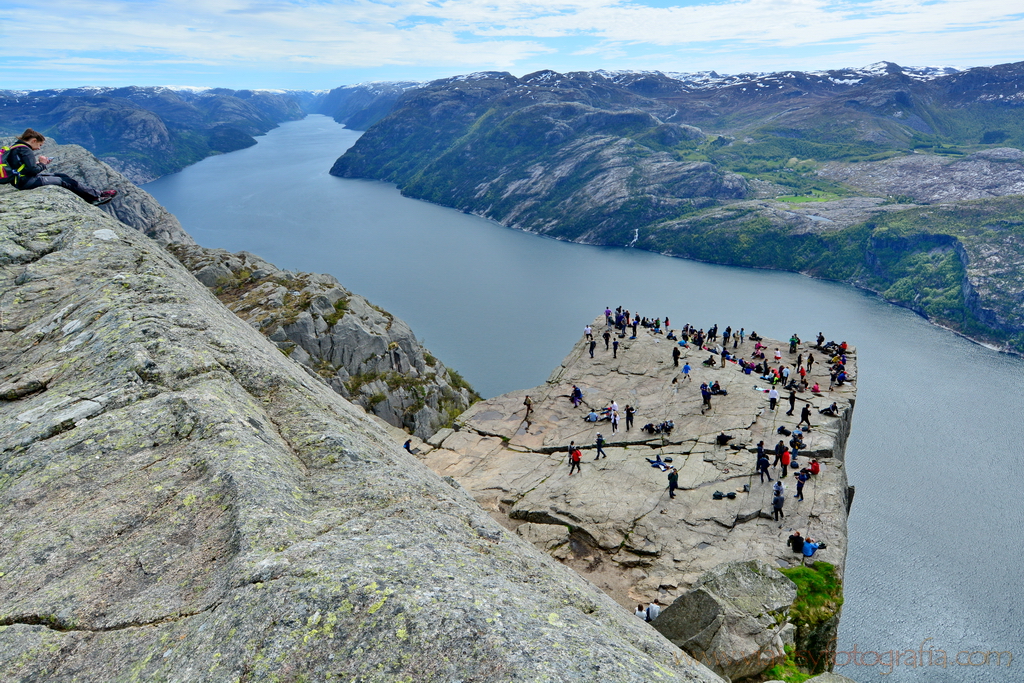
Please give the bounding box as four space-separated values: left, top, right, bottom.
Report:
147 115 1024 682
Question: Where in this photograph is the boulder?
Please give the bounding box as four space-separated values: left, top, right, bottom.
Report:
806 673 858 683
653 560 797 680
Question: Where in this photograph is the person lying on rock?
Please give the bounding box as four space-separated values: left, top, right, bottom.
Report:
4 128 117 205
819 402 839 416
646 454 669 471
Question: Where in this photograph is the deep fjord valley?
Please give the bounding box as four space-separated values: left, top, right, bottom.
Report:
146 115 1023 683
4 61 1024 682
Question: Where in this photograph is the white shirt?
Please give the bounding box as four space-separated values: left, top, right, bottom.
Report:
768 388 779 400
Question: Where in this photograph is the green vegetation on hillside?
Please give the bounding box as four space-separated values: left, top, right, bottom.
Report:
756 562 844 681
332 67 1024 352
640 195 1024 351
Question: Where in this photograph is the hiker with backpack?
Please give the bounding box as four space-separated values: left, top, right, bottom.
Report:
2 129 116 205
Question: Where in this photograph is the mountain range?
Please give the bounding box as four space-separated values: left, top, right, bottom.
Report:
329 61 1024 353
5 60 1024 352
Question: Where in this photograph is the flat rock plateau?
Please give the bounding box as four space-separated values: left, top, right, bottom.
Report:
414 321 856 609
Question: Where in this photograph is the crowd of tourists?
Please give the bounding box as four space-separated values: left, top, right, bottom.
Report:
546 306 853 558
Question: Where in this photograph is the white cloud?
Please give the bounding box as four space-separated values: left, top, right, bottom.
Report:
1 0 1021 84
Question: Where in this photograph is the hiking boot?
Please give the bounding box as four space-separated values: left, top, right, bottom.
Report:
92 196 113 206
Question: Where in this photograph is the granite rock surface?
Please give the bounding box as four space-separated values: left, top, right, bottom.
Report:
0 189 723 682
653 560 798 680
412 318 855 616
0 138 193 246
168 244 478 438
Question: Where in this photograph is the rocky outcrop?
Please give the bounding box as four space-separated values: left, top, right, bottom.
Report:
0 138 193 245
168 244 477 438
409 319 855 678
819 148 1024 203
654 560 797 680
0 188 725 682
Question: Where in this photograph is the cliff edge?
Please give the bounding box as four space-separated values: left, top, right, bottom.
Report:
413 319 855 678
0 189 723 681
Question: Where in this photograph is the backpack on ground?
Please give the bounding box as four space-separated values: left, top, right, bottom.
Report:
0 143 29 185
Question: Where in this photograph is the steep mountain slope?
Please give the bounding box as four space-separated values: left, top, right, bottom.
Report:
0 86 304 182
314 81 422 130
331 62 1024 352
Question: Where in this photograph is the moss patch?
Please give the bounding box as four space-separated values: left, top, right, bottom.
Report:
779 561 843 629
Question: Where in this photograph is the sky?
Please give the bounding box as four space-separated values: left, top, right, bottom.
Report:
2 0 1023 91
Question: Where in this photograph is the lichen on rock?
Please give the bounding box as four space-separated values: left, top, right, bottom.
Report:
0 189 723 682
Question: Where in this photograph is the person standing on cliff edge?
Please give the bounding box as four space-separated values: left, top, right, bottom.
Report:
3 129 117 205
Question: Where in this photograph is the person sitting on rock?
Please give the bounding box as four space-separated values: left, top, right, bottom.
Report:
788 531 805 554
4 128 117 205
702 355 717 367
802 537 822 561
710 381 727 396
585 410 600 422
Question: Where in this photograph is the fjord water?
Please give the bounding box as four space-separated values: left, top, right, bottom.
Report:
146 115 1023 682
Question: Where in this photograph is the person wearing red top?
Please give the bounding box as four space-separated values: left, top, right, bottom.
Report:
779 449 791 478
810 460 821 475
568 448 582 476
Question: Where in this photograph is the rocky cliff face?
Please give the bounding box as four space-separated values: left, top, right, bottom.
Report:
410 319 855 678
2 143 475 437
0 189 724 682
168 244 478 438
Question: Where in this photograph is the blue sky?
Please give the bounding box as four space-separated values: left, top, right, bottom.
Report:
2 0 1023 90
